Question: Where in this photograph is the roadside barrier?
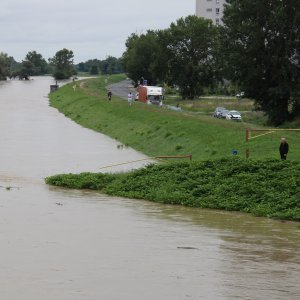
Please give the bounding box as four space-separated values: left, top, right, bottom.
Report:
99 155 192 170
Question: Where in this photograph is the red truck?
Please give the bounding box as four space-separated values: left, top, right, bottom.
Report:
136 85 164 105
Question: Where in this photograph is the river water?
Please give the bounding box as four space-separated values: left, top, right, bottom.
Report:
0 77 299 300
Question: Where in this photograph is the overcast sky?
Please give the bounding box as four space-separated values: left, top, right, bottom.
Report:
1 0 195 63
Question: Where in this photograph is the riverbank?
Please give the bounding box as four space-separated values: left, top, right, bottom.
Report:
49 75 300 160
47 75 300 221
46 158 300 221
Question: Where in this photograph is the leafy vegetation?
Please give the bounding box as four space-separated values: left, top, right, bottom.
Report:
0 52 11 80
161 16 219 99
123 16 219 99
19 51 48 78
76 56 124 75
220 0 299 125
49 48 76 80
122 5 300 125
46 159 300 221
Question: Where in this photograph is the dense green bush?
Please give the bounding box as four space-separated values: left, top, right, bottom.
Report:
46 158 300 221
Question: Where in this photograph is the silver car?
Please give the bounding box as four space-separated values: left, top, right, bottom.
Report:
226 110 242 121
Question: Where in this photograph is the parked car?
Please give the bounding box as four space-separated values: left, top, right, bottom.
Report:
226 110 242 121
220 109 229 118
213 107 226 118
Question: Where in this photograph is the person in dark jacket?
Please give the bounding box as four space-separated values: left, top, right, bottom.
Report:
279 137 289 160
107 89 112 101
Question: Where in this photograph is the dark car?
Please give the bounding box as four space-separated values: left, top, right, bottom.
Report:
220 109 229 118
213 107 226 118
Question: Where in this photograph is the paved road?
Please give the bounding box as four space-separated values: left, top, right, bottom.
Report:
107 80 182 112
108 79 135 100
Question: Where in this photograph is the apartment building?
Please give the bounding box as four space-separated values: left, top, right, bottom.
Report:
196 0 226 25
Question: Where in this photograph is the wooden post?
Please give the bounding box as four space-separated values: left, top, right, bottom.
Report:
246 128 249 158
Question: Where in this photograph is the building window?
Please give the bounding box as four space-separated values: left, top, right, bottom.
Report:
206 8 212 12
216 8 220 15
216 18 220 25
216 0 220 4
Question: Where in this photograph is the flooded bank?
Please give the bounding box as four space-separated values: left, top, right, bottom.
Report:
0 77 299 299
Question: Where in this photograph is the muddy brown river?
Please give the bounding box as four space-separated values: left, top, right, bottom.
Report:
0 77 299 300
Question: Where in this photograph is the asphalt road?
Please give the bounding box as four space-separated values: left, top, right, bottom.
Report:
107 80 182 112
108 79 135 100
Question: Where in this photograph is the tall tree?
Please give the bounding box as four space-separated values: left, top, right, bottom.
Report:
123 31 165 85
90 65 99 75
8 56 21 78
159 16 219 99
122 17 219 95
22 51 48 76
49 48 75 80
222 0 300 125
99 56 124 75
0 52 10 80
19 60 33 80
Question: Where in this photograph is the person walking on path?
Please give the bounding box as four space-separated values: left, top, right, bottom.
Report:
107 89 112 101
127 92 133 106
279 137 289 160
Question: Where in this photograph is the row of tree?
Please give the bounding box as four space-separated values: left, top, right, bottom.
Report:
122 0 300 125
0 49 123 81
123 17 219 99
76 56 124 75
0 49 74 80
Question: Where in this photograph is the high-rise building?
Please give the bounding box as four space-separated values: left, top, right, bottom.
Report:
196 0 226 25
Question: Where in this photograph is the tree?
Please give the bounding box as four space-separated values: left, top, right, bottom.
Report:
90 65 99 75
0 52 10 80
99 56 124 75
222 0 300 125
22 51 48 76
77 62 86 72
49 48 75 80
8 56 21 78
160 16 219 99
123 31 166 85
19 60 33 80
75 57 124 75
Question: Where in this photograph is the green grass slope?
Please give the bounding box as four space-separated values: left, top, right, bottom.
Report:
49 76 300 161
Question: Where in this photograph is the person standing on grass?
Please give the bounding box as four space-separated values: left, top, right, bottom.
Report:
107 89 112 101
128 92 133 106
279 137 289 160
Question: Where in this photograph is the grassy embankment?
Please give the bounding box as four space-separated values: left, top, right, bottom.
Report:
47 75 300 221
49 75 300 160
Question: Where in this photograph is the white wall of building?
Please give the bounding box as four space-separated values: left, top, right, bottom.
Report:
196 0 225 25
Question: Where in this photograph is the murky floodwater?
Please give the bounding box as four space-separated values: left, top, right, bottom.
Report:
0 77 299 300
